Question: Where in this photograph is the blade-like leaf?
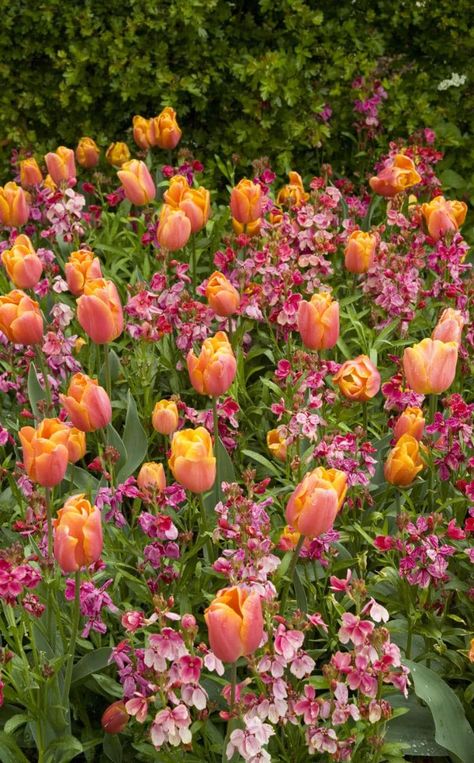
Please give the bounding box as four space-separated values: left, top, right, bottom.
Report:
72 647 112 685
116 392 147 482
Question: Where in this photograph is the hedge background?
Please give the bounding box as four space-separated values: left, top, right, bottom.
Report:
2 0 474 199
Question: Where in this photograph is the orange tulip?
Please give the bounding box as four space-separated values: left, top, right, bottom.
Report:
76 278 123 344
117 160 155 206
44 146 76 185
432 308 465 345
19 158 43 187
204 586 263 663
65 249 102 296
369 154 421 197
232 217 261 237
187 331 236 397
393 406 425 442
0 182 30 228
230 179 262 224
133 108 182 150
333 355 381 401
168 427 216 493
344 230 376 274
285 466 346 538
106 142 130 168
403 338 458 395
53 494 103 573
384 434 425 486
163 175 190 206
1 234 43 289
421 195 467 241
137 462 166 492
278 525 303 551
152 400 179 436
205 272 240 317
276 171 309 207
0 290 43 345
60 372 112 432
266 428 287 462
297 292 339 350
19 418 70 487
66 427 86 463
76 137 100 169
156 205 191 250
164 175 210 233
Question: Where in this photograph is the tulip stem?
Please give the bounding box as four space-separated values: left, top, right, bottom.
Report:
362 401 368 432
35 348 52 410
44 487 53 560
223 662 238 763
191 234 197 291
63 569 81 705
212 397 221 500
280 534 306 613
428 394 437 511
103 342 112 401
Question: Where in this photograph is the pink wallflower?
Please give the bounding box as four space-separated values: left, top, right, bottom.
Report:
338 613 374 647
150 704 192 748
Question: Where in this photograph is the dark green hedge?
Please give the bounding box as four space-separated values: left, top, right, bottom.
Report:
2 0 474 197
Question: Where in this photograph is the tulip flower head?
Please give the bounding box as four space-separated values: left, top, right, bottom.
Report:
204 586 263 663
106 142 131 167
137 462 166 492
152 400 179 436
65 249 103 296
205 272 240 317
168 427 216 493
44 146 76 185
2 234 43 289
432 308 465 346
369 153 421 197
117 160 156 206
187 331 236 397
76 278 123 344
333 355 381 401
76 137 100 169
276 171 309 207
60 372 112 432
266 428 287 462
403 338 458 395
53 494 103 573
156 204 192 251
0 289 43 345
297 292 339 350
19 158 43 187
134 107 182 150
19 418 71 488
393 406 425 442
421 195 467 241
163 175 210 233
384 434 425 486
286 466 346 538
344 230 376 274
0 182 30 228
232 217 261 237
101 702 129 734
230 178 262 224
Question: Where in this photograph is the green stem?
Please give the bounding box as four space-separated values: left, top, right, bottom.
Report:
35 347 52 410
362 401 368 432
280 533 306 613
191 234 197 291
212 397 221 500
63 569 81 704
103 342 112 401
44 487 53 560
428 394 437 511
222 662 238 763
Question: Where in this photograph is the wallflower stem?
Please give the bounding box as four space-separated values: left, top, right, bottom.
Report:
63 569 81 704
280 534 306 612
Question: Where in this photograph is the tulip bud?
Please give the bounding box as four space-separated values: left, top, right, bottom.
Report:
75 137 100 169
101 702 129 734
168 427 216 493
117 160 155 205
297 292 339 350
0 290 43 345
65 249 102 296
66 427 86 463
1 234 43 289
44 147 76 185
204 586 263 663
19 158 43 187
276 171 309 207
285 468 342 538
0 182 30 227
403 338 458 395
60 372 111 432
19 418 71 487
154 107 182 150
432 308 465 346
230 179 262 224
344 231 376 274
156 205 191 251
393 407 425 442
369 154 421 197
205 272 240 317
137 462 166 492
187 331 236 397
53 494 103 573
266 429 287 462
421 195 467 241
384 434 425 486
179 187 210 233
333 355 381 401
152 400 179 436
106 142 131 168
76 278 123 344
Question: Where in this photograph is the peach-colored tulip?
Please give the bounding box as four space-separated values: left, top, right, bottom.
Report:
0 290 43 345
432 308 465 345
53 494 103 573
168 427 216 493
164 176 210 233
286 467 345 538
43 175 57 192
66 427 86 463
76 278 123 344
266 428 287 462
19 418 70 487
1 234 43 289
60 373 111 432
132 116 153 150
19 158 43 187
232 217 261 237
137 462 166 492
333 355 381 401
369 153 421 197
278 525 303 551
204 586 263 663
156 205 192 250
393 406 425 442
230 179 262 224
297 292 339 350
276 171 309 207
384 434 425 486
403 338 458 395
44 146 76 185
310 466 348 510
0 182 30 228
152 400 179 436
163 174 190 206
421 195 467 241
106 142 131 167
205 272 240 317
344 230 377 274
133 108 182 151
187 331 236 397
76 137 100 169
117 160 155 205
65 249 102 296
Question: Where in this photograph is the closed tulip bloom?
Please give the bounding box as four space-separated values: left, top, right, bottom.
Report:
0 290 43 344
19 418 70 487
19 158 43 187
164 176 210 233
153 107 182 150
53 494 103 573
152 400 179 435
276 171 309 207
369 154 421 197
137 462 166 492
117 160 156 205
403 338 458 395
266 428 287 462
187 331 236 397
393 406 425 442
76 137 100 169
0 182 30 227
421 195 467 241
65 249 102 296
66 426 86 463
297 292 339 350
204 586 263 663
106 142 131 167
310 466 348 510
344 230 377 274
77 278 123 344
168 427 216 493
384 434 425 486
60 372 111 432
205 272 240 317
230 179 262 224
163 174 190 206
156 205 191 250
333 355 381 401
2 234 43 289
232 217 261 237
44 146 76 185
132 115 153 150
285 468 340 538
432 308 465 345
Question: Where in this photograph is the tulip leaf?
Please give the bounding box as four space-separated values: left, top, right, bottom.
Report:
0 732 30 763
386 693 449 756
44 735 83 763
71 647 112 685
116 392 147 482
202 436 236 516
242 449 280 477
103 733 123 763
27 362 47 419
105 424 127 472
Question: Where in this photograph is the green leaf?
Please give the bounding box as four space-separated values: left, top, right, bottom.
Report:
386 693 448 757
242 449 280 476
71 647 112 684
202 436 236 515
404 659 474 763
116 392 147 482
103 733 122 763
0 732 30 763
3 714 28 735
27 363 46 418
65 464 99 494
44 735 83 763
293 567 307 612
105 424 127 471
